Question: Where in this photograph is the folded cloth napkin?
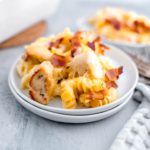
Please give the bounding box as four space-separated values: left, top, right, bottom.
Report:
109 83 150 150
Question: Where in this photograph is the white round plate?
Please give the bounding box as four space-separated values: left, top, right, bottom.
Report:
9 45 138 115
9 79 133 123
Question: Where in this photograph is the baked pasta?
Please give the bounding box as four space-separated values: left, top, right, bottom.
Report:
16 28 123 109
88 7 150 44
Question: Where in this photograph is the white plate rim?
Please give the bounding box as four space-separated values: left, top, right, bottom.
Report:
9 79 133 123
9 45 138 115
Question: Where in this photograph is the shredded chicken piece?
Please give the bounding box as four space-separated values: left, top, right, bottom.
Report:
70 50 103 78
29 61 55 105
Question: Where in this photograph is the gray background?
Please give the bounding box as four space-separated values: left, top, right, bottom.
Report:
1 0 150 149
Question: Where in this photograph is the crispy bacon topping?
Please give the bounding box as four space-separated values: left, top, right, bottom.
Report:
87 42 95 50
118 66 123 74
106 81 118 88
50 54 66 67
99 44 109 50
87 36 101 51
93 36 101 43
106 18 121 30
132 20 150 33
57 37 63 44
48 37 64 49
75 31 83 37
70 31 82 48
86 90 106 100
98 43 109 55
71 40 81 48
105 66 123 81
87 35 109 55
133 20 143 33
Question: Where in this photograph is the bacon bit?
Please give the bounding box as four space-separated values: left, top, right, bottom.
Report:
100 44 109 50
118 66 123 74
87 36 101 50
86 90 106 100
74 31 82 37
133 20 145 28
106 18 121 30
132 20 150 33
71 48 80 57
112 20 121 30
56 37 63 44
98 43 109 55
93 36 101 43
106 81 118 89
134 20 139 26
70 31 82 48
70 36 81 47
71 40 81 47
87 36 108 54
48 37 64 50
87 41 95 51
133 20 142 33
50 54 66 67
71 39 81 48
105 66 123 81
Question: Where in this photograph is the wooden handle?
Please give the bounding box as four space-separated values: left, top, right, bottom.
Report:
0 21 47 49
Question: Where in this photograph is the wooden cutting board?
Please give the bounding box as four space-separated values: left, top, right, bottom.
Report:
0 21 47 49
